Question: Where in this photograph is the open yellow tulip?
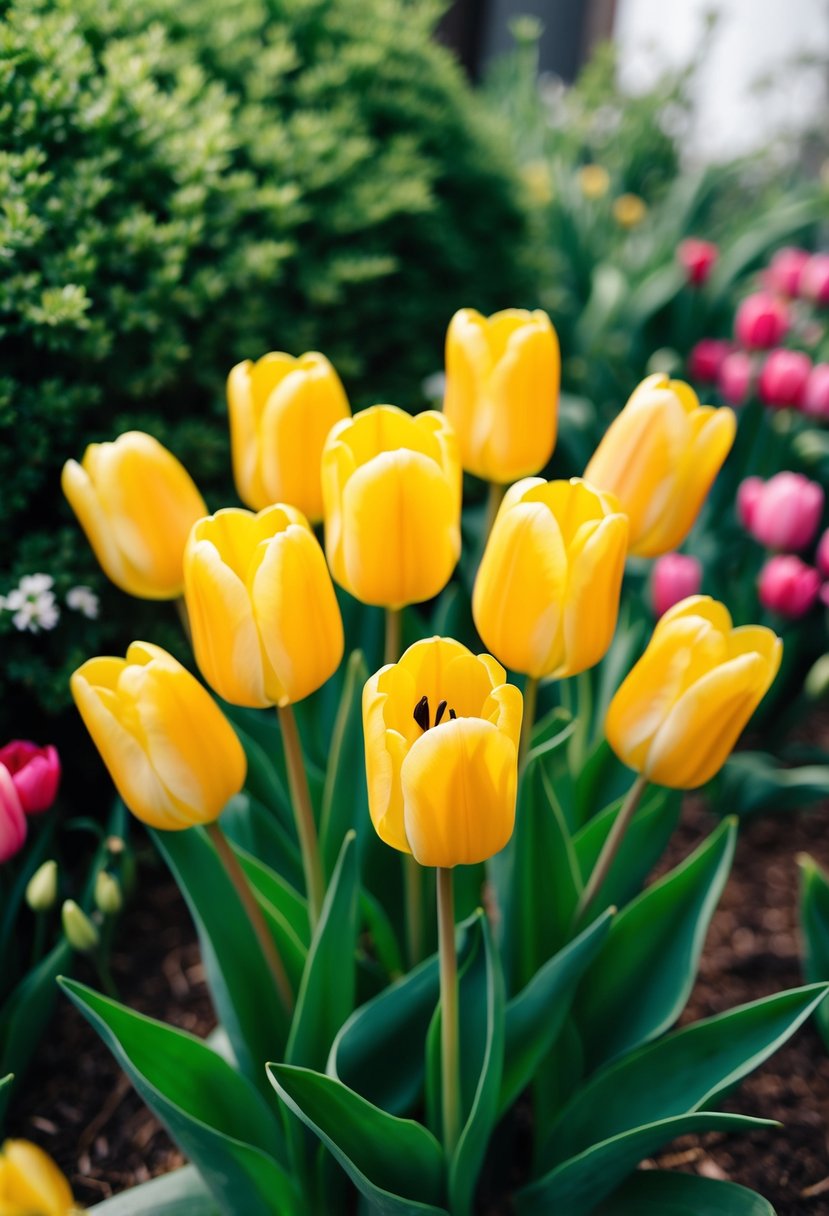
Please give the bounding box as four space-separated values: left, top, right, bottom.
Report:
62 432 206 599
184 504 344 708
606 596 782 789
584 374 736 558
71 642 246 830
227 351 351 521
473 477 628 679
322 406 461 609
0 1139 78 1216
363 638 522 867
443 308 560 484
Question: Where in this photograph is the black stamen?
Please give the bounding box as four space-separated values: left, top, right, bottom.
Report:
413 695 430 732
449 708 457 720
434 699 448 726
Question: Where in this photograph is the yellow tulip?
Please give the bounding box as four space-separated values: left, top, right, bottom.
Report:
363 637 522 867
577 164 610 200
473 477 629 678
322 406 461 609
606 596 782 789
62 432 206 600
185 504 343 707
584 374 736 558
71 641 246 830
0 1140 76 1216
227 351 351 521
613 193 647 228
443 309 560 484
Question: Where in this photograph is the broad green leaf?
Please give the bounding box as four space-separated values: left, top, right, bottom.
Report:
220 792 303 888
500 909 613 1115
574 818 736 1070
229 714 290 819
153 826 291 1093
516 1112 776 1216
359 889 404 981
546 984 827 1165
799 856 829 1048
594 1170 776 1215
90 1166 219 1214
235 843 310 947
287 832 358 1072
320 651 370 878
61 980 298 1216
268 1064 448 1215
715 753 829 818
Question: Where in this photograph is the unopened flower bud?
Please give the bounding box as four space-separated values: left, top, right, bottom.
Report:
61 899 99 953
805 654 829 701
94 871 122 917
25 860 58 911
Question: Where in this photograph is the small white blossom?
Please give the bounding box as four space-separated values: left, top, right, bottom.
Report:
1 576 60 633
66 585 100 620
18 573 54 596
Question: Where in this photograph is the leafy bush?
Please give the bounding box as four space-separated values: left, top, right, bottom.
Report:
0 0 533 730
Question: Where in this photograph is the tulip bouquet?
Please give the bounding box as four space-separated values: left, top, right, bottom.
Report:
35 306 829 1216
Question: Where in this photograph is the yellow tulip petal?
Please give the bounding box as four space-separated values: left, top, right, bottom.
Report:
560 512 628 676
444 310 491 475
227 360 268 510
362 668 412 854
1 1140 74 1216
61 459 144 597
484 316 560 483
659 595 733 634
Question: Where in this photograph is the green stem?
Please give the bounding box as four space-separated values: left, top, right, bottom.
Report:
437 866 461 1155
570 669 593 769
484 481 506 542
575 775 648 924
384 607 402 666
207 821 294 1013
518 675 539 772
278 703 326 928
404 856 423 968
94 949 120 1002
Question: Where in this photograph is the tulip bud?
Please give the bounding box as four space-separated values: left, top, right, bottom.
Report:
804 364 829 419
734 293 789 351
793 428 829 465
322 406 461 608
185 505 344 705
0 1140 76 1216
758 349 812 410
0 766 26 863
363 638 522 866
678 238 718 287
767 247 810 298
26 859 58 911
62 899 100 953
651 553 702 618
473 477 628 678
758 555 821 618
577 164 610 199
742 472 824 552
817 529 829 579
718 349 753 406
95 870 123 916
802 252 829 305
613 193 647 229
62 432 207 599
71 641 246 829
606 596 781 789
443 309 560 484
227 351 351 522
805 654 829 700
0 741 61 814
688 338 731 384
584 374 736 558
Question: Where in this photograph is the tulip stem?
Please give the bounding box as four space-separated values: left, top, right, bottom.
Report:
207 821 294 1014
484 481 506 540
576 775 648 924
278 704 326 928
437 866 461 1155
384 607 402 666
404 856 424 967
518 676 539 771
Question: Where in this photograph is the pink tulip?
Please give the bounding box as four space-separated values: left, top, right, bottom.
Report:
804 364 829 419
678 238 718 287
817 529 829 578
802 253 829 306
758 554 821 618
737 477 764 529
767 247 811 298
744 472 824 551
0 767 27 863
735 293 789 350
0 741 61 814
651 553 702 618
758 349 811 410
688 338 731 384
718 350 753 405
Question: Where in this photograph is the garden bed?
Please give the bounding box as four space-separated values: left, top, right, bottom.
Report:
11 794 829 1215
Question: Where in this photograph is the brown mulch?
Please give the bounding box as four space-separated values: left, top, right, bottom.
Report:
9 799 829 1213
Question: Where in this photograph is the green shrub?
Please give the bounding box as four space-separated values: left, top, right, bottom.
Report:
0 0 533 731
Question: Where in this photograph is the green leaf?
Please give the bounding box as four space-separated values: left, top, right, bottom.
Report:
574 818 736 1070
268 1064 448 1215
545 984 827 1166
799 856 829 1049
61 980 299 1216
320 651 370 879
0 1073 12 1129
287 831 358 1072
235 843 310 947
594 1170 776 1215
89 1166 219 1214
714 753 829 817
0 939 73 1093
500 908 613 1115
153 826 291 1093
516 1113 776 1216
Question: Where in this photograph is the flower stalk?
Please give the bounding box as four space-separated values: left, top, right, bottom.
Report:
576 775 648 924
437 865 461 1155
278 703 326 928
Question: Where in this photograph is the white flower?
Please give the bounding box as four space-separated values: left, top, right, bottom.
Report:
1 577 60 633
18 573 54 596
66 585 100 620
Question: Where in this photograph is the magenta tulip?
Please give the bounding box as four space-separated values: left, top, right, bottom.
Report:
688 338 731 384
718 350 752 405
0 767 26 863
758 349 811 410
804 364 829 420
735 293 789 351
651 553 703 618
802 253 829 306
743 472 824 552
759 555 821 618
678 239 718 287
817 529 829 579
0 742 61 815
767 247 810 298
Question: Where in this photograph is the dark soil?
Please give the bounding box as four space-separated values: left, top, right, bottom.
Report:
9 799 829 1213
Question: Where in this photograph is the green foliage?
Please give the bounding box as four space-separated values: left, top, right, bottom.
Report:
0 0 532 731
